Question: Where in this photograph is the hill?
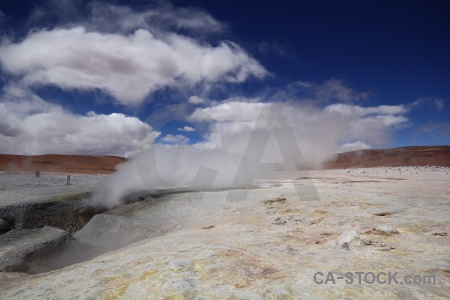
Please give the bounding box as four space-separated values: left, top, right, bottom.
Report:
324 145 450 169
0 154 127 174
1 146 449 174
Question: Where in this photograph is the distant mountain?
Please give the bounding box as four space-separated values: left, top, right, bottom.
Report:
0 154 127 174
1 146 449 174
324 146 450 169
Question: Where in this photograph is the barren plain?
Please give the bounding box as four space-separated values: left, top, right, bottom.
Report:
0 147 449 299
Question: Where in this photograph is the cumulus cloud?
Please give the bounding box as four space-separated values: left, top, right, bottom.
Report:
191 101 269 122
0 2 266 106
160 134 189 144
189 100 409 163
178 126 195 132
188 95 204 105
325 103 409 144
0 85 158 156
0 27 266 106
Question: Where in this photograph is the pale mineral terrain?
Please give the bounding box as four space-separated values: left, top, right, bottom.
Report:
0 165 449 299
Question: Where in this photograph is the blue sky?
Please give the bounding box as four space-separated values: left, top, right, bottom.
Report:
0 0 448 157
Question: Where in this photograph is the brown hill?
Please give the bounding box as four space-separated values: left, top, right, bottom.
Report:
0 146 449 174
324 146 450 169
0 154 127 174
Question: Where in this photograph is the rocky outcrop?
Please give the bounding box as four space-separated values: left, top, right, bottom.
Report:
336 230 359 250
0 192 91 233
74 213 167 249
0 218 11 234
0 226 73 273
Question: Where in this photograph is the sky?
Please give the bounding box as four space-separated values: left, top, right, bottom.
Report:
0 0 449 158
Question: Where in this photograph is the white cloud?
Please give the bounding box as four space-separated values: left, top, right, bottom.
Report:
191 101 270 122
325 103 407 117
87 2 225 34
178 126 195 132
0 85 158 156
160 134 189 144
325 103 409 144
0 26 266 106
338 141 371 153
188 95 204 105
189 100 409 163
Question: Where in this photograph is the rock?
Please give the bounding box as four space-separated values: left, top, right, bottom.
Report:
0 226 73 273
0 218 11 234
371 209 399 216
74 213 165 249
0 193 90 233
336 230 359 250
262 197 287 205
432 232 447 236
374 225 399 235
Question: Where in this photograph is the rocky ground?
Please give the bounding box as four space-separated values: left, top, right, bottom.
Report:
0 166 448 299
0 173 106 233
0 172 107 273
0 173 106 206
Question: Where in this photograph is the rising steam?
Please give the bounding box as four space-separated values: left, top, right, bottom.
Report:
89 101 407 208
